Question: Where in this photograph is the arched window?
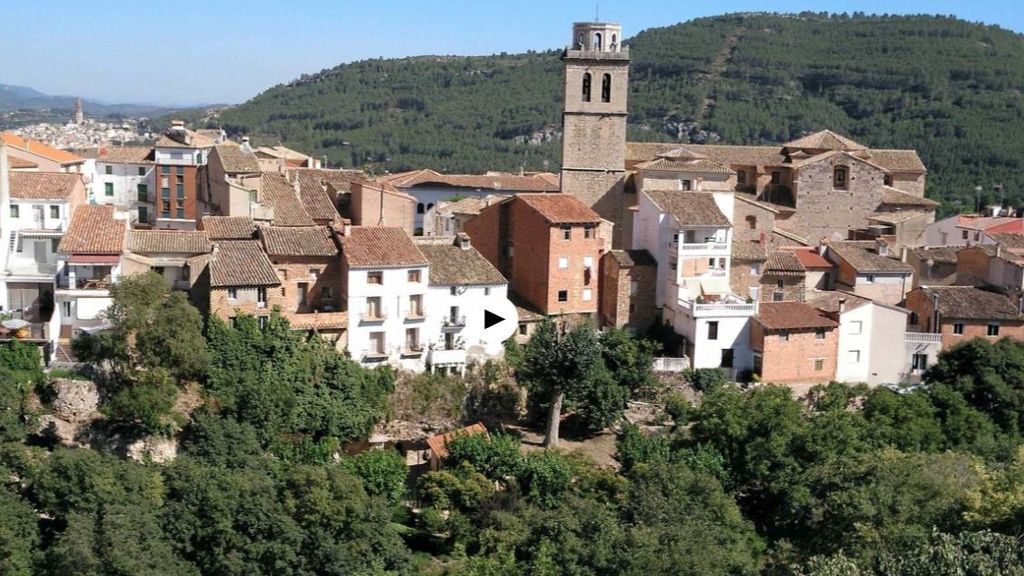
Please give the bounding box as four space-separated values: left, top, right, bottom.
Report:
611 34 618 51
427 203 434 211
594 32 602 51
737 170 747 185
833 166 849 189
417 202 425 214
601 73 611 102
576 33 584 49
883 174 893 186
582 73 592 102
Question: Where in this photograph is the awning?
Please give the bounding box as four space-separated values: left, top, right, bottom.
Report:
68 254 121 264
700 277 731 297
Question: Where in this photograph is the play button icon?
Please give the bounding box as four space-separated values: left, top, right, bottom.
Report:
481 298 519 344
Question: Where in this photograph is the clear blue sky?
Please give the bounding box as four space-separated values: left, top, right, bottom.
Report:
2 0 1021 106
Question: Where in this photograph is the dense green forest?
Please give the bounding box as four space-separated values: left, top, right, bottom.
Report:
3 272 1024 574
211 13 1024 212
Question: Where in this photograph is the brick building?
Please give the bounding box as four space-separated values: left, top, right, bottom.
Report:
349 180 416 234
464 194 604 317
599 248 657 333
751 301 839 385
198 240 282 327
153 122 218 230
905 286 1024 350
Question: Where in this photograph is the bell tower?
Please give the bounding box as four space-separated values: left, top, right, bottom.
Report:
561 22 630 248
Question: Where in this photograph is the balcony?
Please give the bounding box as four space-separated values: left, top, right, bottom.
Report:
404 309 425 321
362 349 388 362
429 348 467 366
360 311 387 323
58 277 112 291
401 344 425 357
905 332 942 344
442 315 466 329
676 242 730 257
676 295 758 318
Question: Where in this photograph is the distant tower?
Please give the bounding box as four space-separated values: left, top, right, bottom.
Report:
561 22 630 248
74 98 84 125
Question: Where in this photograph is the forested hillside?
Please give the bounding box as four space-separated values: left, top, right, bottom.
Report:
216 13 1024 211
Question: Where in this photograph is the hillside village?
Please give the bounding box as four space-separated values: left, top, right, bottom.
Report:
3 21 1022 390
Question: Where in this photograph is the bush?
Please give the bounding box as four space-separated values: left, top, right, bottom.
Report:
344 449 408 504
684 368 730 392
445 433 522 480
662 391 692 424
100 369 178 436
520 450 574 508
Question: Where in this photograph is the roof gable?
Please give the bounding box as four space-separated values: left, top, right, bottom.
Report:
644 190 730 228
58 205 125 255
342 226 427 269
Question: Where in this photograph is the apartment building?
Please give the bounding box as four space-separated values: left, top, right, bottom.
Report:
93 146 155 226
152 122 219 230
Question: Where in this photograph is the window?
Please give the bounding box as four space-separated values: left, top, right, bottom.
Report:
137 183 148 201
405 328 420 351
175 174 184 185
297 282 308 307
772 292 784 302
176 207 184 219
865 274 875 283
912 353 928 372
161 165 170 175
721 348 734 368
815 328 826 340
962 230 969 240
849 350 861 363
49 205 59 218
953 323 964 335
408 270 421 283
519 323 528 336
308 268 319 279
780 330 790 341
258 316 269 329
10 205 18 218
776 279 785 289
771 171 781 185
321 286 333 300
557 290 568 302
601 73 611 103
369 332 385 354
562 226 571 240
707 321 719 340
582 288 592 301
176 166 184 175
583 227 593 239
162 187 170 199
138 166 146 176
681 179 692 191
51 238 60 253
227 287 238 300
750 263 761 275
884 174 893 186
582 73 592 102
417 203 425 214
366 297 382 318
367 271 383 285
629 281 639 296
814 358 825 371
833 166 848 189
558 257 569 269
988 323 1000 337
62 301 71 317
409 294 423 316
746 215 757 229
484 287 491 296
583 256 593 268
138 206 148 222
450 286 458 296
850 320 863 335
256 287 267 307
104 182 114 196
176 184 184 199
105 165 112 175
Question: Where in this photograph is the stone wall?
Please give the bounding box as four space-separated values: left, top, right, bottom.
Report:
789 155 886 243
599 251 657 332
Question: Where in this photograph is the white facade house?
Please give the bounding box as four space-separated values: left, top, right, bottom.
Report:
811 291 913 385
1 151 85 344
416 234 510 374
342 226 430 371
92 146 155 226
632 188 757 373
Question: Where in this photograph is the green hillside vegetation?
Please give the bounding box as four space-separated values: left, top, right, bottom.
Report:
215 13 1024 212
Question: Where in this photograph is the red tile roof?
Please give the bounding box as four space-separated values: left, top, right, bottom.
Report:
260 226 339 257
260 172 314 227
201 216 256 240
97 146 153 164
58 205 125 255
784 247 833 269
342 226 428 269
209 240 280 287
1 132 84 164
8 171 81 200
757 302 839 331
426 422 488 459
128 230 211 254
382 169 559 192
516 193 601 224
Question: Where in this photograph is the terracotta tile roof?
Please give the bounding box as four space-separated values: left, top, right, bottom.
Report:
608 249 657 267
155 128 217 149
628 142 788 167
865 150 927 173
260 172 314 227
731 241 768 261
0 132 84 164
426 422 488 459
784 247 833 269
510 292 546 322
757 301 839 330
880 186 939 208
209 240 280 287
382 169 559 192
97 146 153 164
58 205 125 255
784 130 867 151
8 157 37 169
288 168 368 196
286 311 348 330
295 179 340 222
341 226 428 269
255 145 312 162
8 171 81 200
809 291 876 314
129 230 211 254
911 246 960 265
201 216 256 240
826 241 914 274
985 219 1024 235
987 233 1024 251
867 210 932 225
437 195 508 217
644 190 730 227
260 226 339 257
764 251 806 276
919 286 1023 321
414 236 507 286
213 144 260 173
516 193 601 224
635 156 734 175
959 216 1024 233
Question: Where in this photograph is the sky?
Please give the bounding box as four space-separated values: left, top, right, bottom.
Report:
2 0 1022 107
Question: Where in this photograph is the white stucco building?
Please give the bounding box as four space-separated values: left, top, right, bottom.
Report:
92 146 155 226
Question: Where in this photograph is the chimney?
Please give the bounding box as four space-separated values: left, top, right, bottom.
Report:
240 136 252 152
996 244 1003 259
900 246 909 263
343 223 352 236
838 297 846 314
456 232 471 250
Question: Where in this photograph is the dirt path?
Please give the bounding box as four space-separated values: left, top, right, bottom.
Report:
694 26 746 125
